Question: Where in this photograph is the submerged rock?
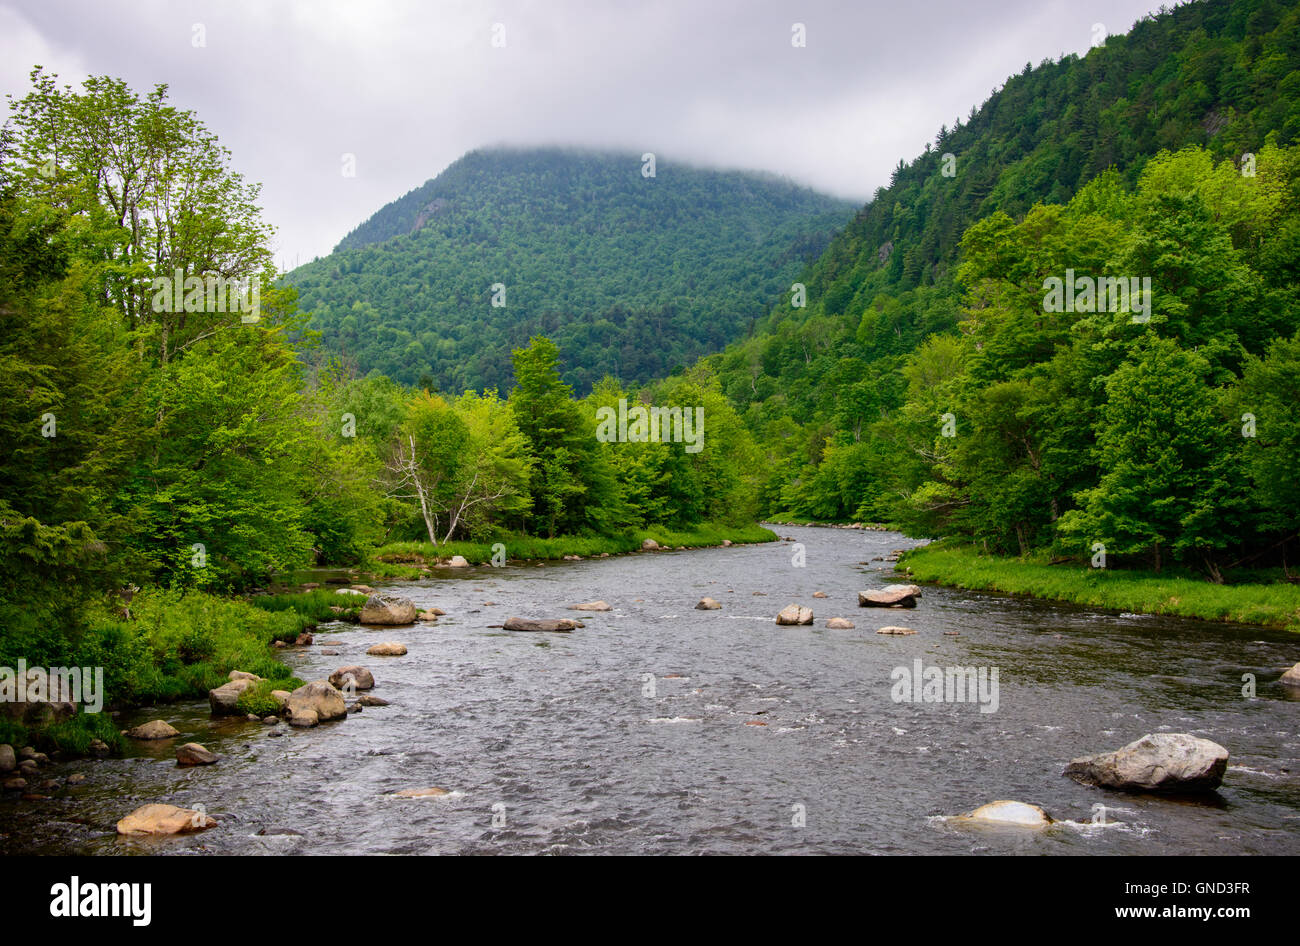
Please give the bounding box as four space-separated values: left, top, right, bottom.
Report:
126 720 180 740
954 800 1053 828
502 617 580 632
175 743 218 766
285 680 348 727
775 605 814 626
825 617 855 629
1281 662 1300 687
366 642 408 656
569 601 612 611
1064 733 1229 793
858 585 920 608
116 803 217 835
394 787 450 798
209 678 256 716
329 666 375 691
126 722 179 743
359 593 418 626
695 598 722 610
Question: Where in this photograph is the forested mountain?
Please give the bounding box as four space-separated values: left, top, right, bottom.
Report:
286 148 854 393
701 0 1300 573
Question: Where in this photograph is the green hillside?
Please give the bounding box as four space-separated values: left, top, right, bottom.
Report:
702 0 1300 575
286 147 854 393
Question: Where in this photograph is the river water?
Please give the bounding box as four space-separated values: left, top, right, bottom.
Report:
3 525 1298 855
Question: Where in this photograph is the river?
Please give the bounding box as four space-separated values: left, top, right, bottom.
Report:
3 525 1298 855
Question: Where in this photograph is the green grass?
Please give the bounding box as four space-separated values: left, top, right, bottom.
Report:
901 542 1300 631
371 522 776 569
236 677 306 717
247 588 362 624
0 712 126 758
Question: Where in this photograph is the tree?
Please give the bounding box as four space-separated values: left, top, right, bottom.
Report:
1057 336 1237 574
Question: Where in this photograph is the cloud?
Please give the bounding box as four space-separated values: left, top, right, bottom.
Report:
1 0 1166 267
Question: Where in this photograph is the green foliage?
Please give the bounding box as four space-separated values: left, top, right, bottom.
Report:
286 147 854 393
237 677 305 717
697 0 1300 579
372 520 776 566
246 588 364 623
509 337 622 536
33 713 126 757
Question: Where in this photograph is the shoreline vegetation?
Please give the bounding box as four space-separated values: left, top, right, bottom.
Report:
365 522 776 578
900 542 1300 633
0 522 774 758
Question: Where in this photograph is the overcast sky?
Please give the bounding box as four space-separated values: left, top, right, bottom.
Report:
2 0 1167 269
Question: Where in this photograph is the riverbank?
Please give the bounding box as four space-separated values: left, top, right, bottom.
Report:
368 522 777 578
900 542 1300 632
762 515 890 530
0 588 321 758
0 522 776 758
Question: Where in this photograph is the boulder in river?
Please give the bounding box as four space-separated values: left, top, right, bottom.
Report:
825 617 855 629
359 593 417 626
126 719 180 740
954 800 1053 828
175 743 218 766
394 787 450 798
116 803 217 835
775 605 814 626
366 642 408 656
359 694 390 707
447 555 470 567
876 626 917 635
209 678 256 716
858 585 920 608
1280 662 1300 687
695 598 721 610
812 591 828 598
328 666 375 691
502 617 580 632
568 601 612 611
1064 733 1229 793
285 680 348 727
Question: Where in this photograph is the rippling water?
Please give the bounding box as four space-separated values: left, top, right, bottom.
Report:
3 526 1299 855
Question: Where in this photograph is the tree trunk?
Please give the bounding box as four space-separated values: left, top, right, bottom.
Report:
409 435 438 546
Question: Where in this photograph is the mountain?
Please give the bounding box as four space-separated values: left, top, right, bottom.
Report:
686 0 1300 579
700 0 1300 510
286 147 855 392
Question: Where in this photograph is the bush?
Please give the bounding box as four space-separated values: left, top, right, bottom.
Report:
236 677 305 717
33 713 125 756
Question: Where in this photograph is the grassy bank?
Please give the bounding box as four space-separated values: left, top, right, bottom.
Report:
901 542 1300 632
0 587 315 756
370 522 777 576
